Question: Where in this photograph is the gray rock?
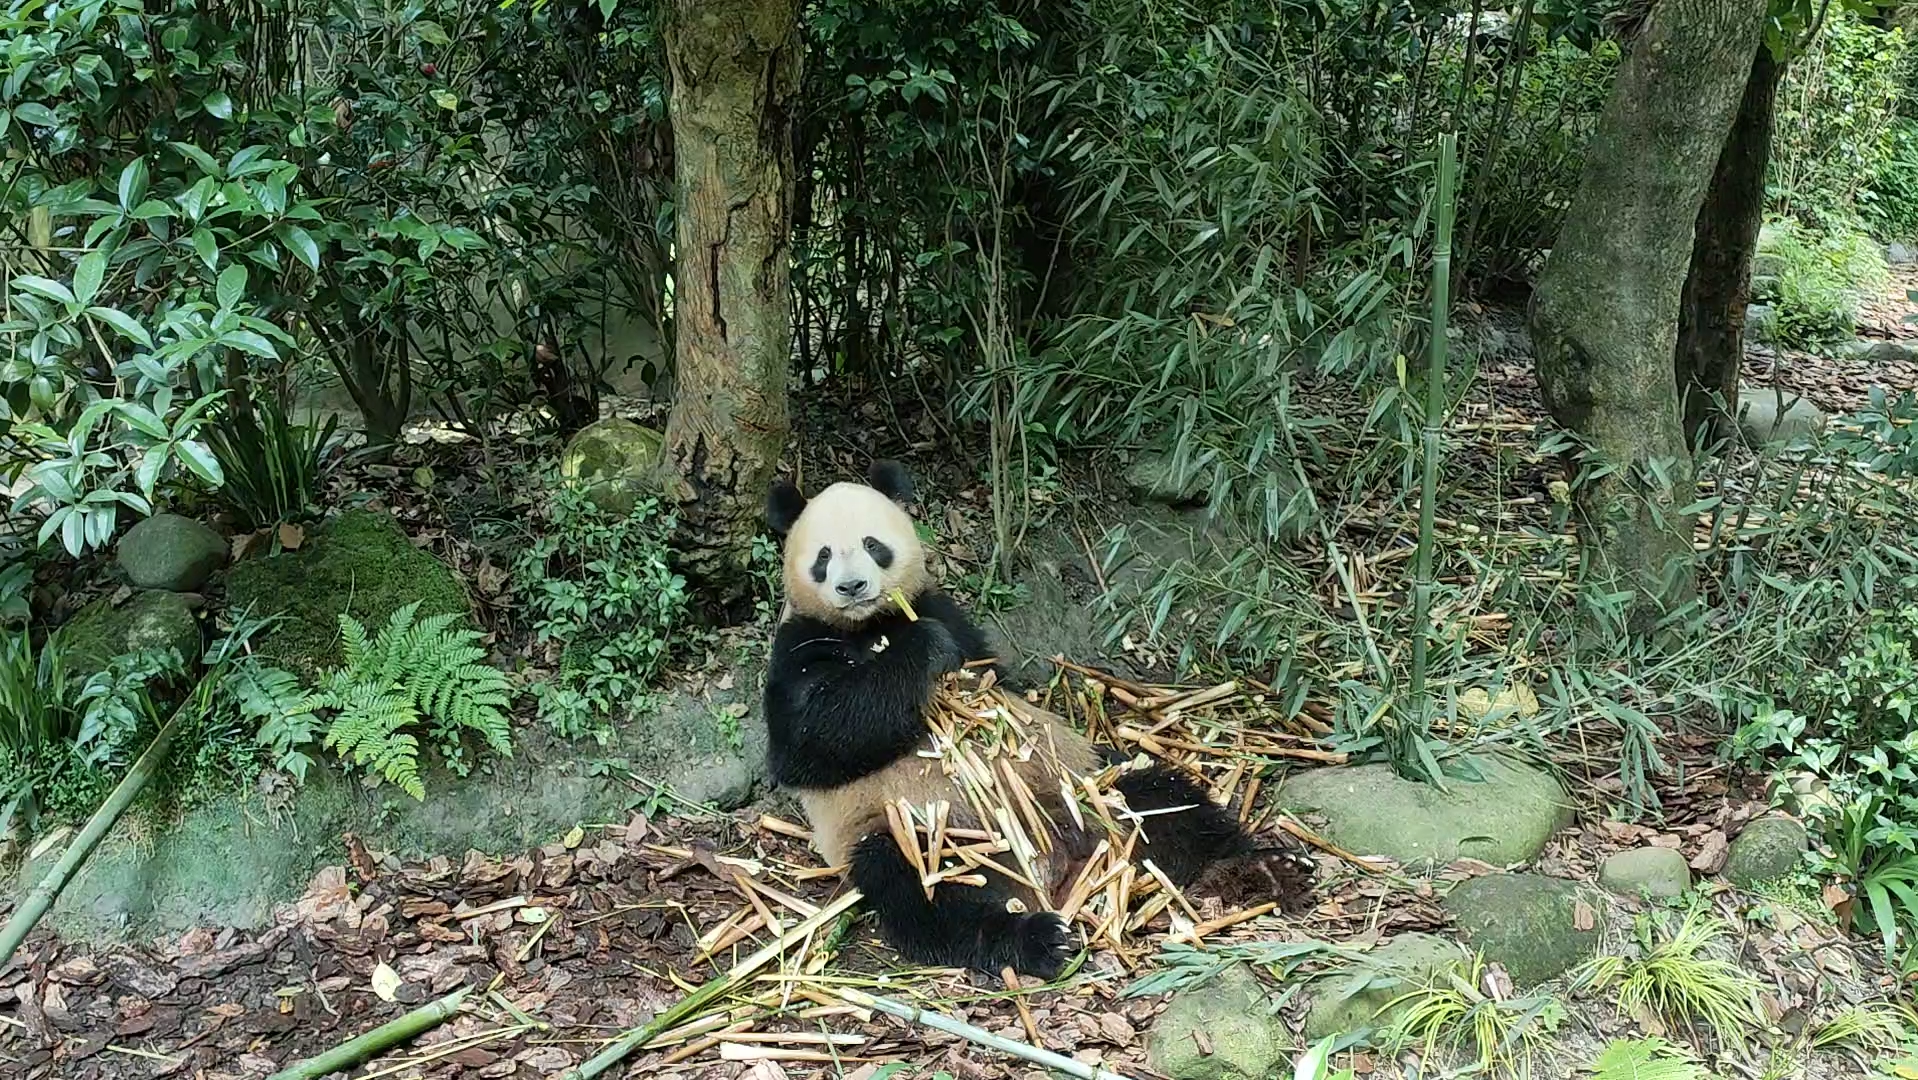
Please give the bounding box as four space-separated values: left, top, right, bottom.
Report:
560 418 664 515
1724 814 1808 888
1275 754 1571 868
1737 388 1827 447
1889 241 1917 266
61 591 202 676
1599 847 1691 900
1841 338 1918 365
1745 303 1777 343
1303 933 1466 1039
1146 963 1286 1080
116 513 226 592
1444 873 1605 987
1123 452 1318 545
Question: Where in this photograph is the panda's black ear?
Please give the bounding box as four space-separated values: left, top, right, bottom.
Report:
766 479 807 538
868 459 914 505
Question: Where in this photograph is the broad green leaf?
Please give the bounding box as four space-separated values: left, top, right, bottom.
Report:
61 508 85 555
135 445 167 495
277 224 320 272
216 262 247 309
191 228 219 269
221 329 278 358
203 91 234 120
413 19 451 45
86 306 152 346
12 275 74 305
178 176 217 219
118 157 148 210
116 402 169 440
431 89 458 111
129 200 176 220
72 250 106 305
168 141 222 178
175 439 224 487
12 102 57 127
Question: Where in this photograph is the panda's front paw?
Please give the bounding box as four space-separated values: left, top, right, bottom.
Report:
922 619 967 675
1011 912 1074 981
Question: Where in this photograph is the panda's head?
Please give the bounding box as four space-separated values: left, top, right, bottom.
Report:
766 460 929 627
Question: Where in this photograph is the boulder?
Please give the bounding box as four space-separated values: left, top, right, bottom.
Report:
1841 338 1918 365
1146 963 1287 1080
61 591 203 676
1737 389 1827 447
1443 873 1604 987
1723 814 1808 888
1124 452 1317 545
116 514 226 592
1599 847 1691 900
1303 933 1466 1039
1745 303 1778 343
225 510 469 678
1889 241 1917 267
1276 754 1571 867
560 418 664 515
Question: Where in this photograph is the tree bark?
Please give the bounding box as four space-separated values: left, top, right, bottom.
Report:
1675 45 1784 448
1530 0 1767 635
660 0 803 587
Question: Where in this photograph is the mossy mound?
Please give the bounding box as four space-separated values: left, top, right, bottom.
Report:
61 590 204 677
225 510 470 678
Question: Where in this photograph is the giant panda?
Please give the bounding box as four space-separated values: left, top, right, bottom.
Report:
762 460 1317 979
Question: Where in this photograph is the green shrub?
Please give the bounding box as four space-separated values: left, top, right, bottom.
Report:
200 393 344 531
1773 12 1910 225
1733 593 1918 957
295 601 514 799
513 477 688 742
1753 217 1888 349
1864 118 1918 242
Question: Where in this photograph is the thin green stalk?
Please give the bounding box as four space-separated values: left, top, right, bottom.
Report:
1409 133 1460 715
0 676 213 969
263 986 471 1080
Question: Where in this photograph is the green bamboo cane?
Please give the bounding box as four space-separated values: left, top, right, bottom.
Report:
1409 133 1460 720
263 986 471 1080
0 676 214 969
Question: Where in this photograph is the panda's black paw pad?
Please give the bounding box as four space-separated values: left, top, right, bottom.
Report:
1199 845 1319 913
1011 912 1073 980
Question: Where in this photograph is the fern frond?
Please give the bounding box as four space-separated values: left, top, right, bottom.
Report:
1589 1038 1707 1080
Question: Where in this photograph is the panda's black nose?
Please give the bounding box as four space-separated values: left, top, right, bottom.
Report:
836 579 868 597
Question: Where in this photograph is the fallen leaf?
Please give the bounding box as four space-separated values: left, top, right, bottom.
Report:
370 961 403 1003
277 522 304 550
562 825 585 849
1690 830 1729 873
1573 898 1596 932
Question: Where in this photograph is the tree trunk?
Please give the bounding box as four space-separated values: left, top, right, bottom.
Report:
1675 45 1783 448
660 0 803 587
1529 0 1767 635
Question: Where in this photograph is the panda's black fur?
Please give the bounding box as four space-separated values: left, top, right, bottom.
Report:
763 460 1316 979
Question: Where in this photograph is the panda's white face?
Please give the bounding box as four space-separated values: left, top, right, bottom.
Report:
778 481 928 626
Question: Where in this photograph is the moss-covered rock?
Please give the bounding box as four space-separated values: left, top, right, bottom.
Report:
62 591 203 676
560 418 663 515
1275 754 1572 868
1599 847 1692 900
1443 873 1605 987
1303 933 1467 1039
116 513 227 592
1724 814 1809 888
225 510 469 677
1146 963 1287 1080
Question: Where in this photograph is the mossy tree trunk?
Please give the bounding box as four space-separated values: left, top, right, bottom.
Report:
1530 0 1768 635
660 0 802 587
1674 45 1784 447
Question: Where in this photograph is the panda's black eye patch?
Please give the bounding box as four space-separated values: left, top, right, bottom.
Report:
810 546 832 583
863 536 894 568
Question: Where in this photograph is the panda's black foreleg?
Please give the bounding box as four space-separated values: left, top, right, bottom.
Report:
1115 763 1317 912
848 832 1073 979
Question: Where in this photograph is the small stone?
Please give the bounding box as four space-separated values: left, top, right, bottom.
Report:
1599 847 1692 900
1737 388 1827 447
1443 873 1605 987
1145 963 1285 1080
1723 814 1808 888
559 418 664 515
116 513 227 591
1303 933 1465 1039
1276 754 1571 867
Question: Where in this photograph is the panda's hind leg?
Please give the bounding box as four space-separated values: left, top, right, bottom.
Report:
848 832 1073 979
1114 763 1316 912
